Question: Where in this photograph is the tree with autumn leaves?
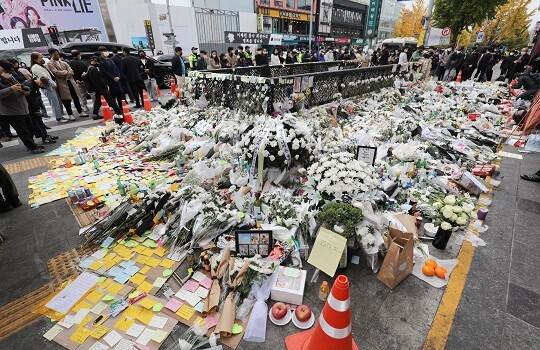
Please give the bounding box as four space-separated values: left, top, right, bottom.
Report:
392 0 427 38
482 0 533 48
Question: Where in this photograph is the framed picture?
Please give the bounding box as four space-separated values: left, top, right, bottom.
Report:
235 230 273 257
356 146 377 166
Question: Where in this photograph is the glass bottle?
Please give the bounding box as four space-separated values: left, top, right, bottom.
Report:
117 178 126 196
253 192 263 229
319 281 330 301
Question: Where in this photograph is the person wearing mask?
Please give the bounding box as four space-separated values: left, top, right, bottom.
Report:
285 51 294 64
110 47 133 104
85 56 123 122
209 50 221 69
325 48 334 62
474 47 493 82
30 52 66 123
139 50 158 102
0 61 44 154
297 49 304 63
121 47 144 109
226 46 238 68
219 53 229 68
269 48 280 65
500 51 516 80
197 50 208 70
411 47 423 62
23 76 58 144
444 47 464 81
237 46 246 67
68 50 91 114
398 47 409 72
461 48 480 81
188 47 198 71
254 47 270 77
244 46 253 66
47 48 87 120
510 67 540 101
317 49 326 62
98 46 124 112
171 46 186 87
513 47 531 76
379 44 390 65
0 162 22 212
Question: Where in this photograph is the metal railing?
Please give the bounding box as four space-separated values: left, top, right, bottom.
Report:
190 64 395 114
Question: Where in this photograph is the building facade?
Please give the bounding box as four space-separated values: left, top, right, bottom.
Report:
376 0 404 42
316 0 367 45
255 0 316 35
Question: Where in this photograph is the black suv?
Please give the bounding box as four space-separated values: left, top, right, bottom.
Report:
60 42 176 88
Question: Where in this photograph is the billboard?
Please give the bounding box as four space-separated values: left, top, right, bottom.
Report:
131 36 150 50
0 0 107 40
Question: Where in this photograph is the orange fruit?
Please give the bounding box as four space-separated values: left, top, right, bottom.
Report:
435 267 447 279
422 265 435 276
425 259 438 269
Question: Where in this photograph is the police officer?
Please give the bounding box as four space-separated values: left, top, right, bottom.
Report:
188 47 198 71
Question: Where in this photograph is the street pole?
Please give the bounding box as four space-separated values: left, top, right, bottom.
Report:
166 0 174 51
308 0 313 51
422 0 435 46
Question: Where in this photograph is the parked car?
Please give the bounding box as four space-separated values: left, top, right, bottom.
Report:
60 42 176 88
155 54 175 63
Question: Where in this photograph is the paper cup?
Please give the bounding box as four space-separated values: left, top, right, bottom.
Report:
477 208 489 221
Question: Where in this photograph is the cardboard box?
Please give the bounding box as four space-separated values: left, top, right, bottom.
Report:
270 266 306 305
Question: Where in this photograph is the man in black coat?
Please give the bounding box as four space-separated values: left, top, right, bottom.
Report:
98 46 124 111
511 67 540 101
86 57 123 122
474 48 493 82
197 50 208 70
139 50 158 101
121 47 144 108
379 44 390 65
68 50 91 113
111 47 133 103
171 46 186 87
449 47 465 76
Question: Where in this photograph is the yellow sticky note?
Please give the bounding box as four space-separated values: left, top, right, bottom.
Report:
136 308 155 324
154 247 167 257
138 297 157 309
159 259 175 269
99 278 113 289
106 282 124 295
152 329 168 343
146 257 161 268
122 305 142 318
79 314 93 327
88 260 104 271
72 301 92 313
69 327 92 344
135 255 149 265
103 253 117 262
90 325 109 339
194 316 205 328
140 248 154 257
138 281 154 293
133 245 146 254
176 305 195 320
86 290 104 303
113 317 135 332
102 260 116 270
139 266 151 274
130 273 146 285
112 256 123 264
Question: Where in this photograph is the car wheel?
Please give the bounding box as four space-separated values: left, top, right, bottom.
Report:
160 73 175 88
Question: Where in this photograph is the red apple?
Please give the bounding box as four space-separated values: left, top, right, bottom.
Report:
295 304 312 322
271 302 288 320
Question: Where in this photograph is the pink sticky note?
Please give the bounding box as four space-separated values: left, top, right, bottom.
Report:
204 313 218 329
164 298 183 312
135 345 151 350
182 280 199 292
199 276 212 289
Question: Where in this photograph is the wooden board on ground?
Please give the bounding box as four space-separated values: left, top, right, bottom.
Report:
65 199 102 228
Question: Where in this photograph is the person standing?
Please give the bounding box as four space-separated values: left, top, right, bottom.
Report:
47 48 87 120
474 47 493 82
237 46 246 67
138 51 158 102
30 52 67 123
68 50 91 114
254 47 269 77
188 47 198 71
318 49 326 62
270 48 281 65
0 163 22 212
121 47 144 108
111 47 133 104
512 47 531 76
226 46 238 68
398 47 408 72
24 76 58 144
244 46 253 66
208 50 221 69
0 62 44 154
197 50 208 70
171 46 186 87
86 56 123 122
461 49 480 81
97 46 124 112
379 44 390 65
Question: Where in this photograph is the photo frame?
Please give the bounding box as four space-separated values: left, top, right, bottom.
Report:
235 230 273 257
356 146 377 166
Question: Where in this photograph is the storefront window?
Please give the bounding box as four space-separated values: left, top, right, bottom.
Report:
263 16 272 33
297 0 311 11
286 0 295 8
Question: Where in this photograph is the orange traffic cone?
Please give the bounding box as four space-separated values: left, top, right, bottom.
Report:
142 90 152 111
157 86 162 97
170 78 177 95
456 70 462 83
100 96 113 121
285 275 358 350
122 100 133 124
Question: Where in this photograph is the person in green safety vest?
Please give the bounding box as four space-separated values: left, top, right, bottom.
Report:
244 46 253 66
297 49 304 63
188 47 198 70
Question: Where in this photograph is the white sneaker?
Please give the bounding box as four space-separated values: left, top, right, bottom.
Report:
68 115 76 121
57 117 70 123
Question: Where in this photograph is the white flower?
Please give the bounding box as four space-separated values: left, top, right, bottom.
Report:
333 225 344 234
432 202 443 210
444 195 456 205
451 214 458 222
452 206 463 213
441 222 452 230
462 203 475 213
269 155 276 161
469 211 477 220
442 209 454 219
456 217 467 225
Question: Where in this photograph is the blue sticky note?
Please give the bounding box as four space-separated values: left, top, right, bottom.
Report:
120 260 136 269
123 265 140 277
108 266 123 277
101 237 114 248
114 272 130 284
79 257 94 269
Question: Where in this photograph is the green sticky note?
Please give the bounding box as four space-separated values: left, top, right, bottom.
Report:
152 303 163 312
97 276 106 283
124 240 138 248
142 240 157 248
237 211 245 219
163 269 173 277
232 323 243 334
102 294 115 302
129 290 141 298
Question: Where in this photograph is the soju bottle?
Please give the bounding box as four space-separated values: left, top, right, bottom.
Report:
117 178 126 196
93 156 100 171
253 192 262 229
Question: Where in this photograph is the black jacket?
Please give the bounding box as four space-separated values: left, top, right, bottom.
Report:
171 54 186 76
111 55 123 71
255 53 268 66
379 48 390 65
68 58 88 82
121 55 143 83
477 52 493 69
196 57 207 70
512 73 540 91
449 52 464 70
140 58 156 80
23 79 42 114
85 65 109 93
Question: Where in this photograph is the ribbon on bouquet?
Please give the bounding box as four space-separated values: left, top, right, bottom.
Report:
275 122 292 165
248 126 270 188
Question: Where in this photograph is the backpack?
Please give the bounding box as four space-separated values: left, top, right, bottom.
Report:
82 68 94 93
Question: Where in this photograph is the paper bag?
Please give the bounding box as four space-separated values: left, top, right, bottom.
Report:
377 228 414 289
